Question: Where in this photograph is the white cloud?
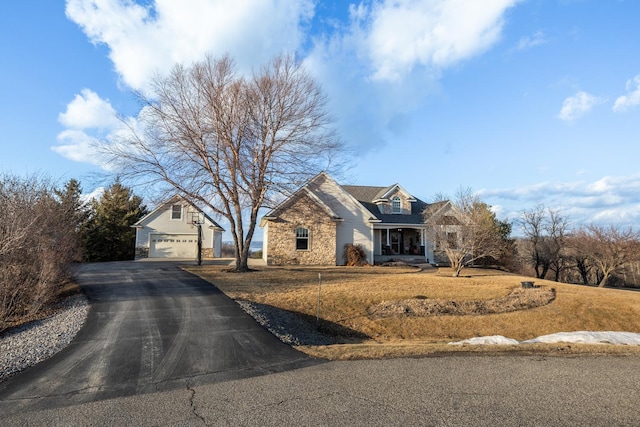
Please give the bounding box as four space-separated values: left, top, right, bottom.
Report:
62 0 520 162
61 0 316 168
478 173 640 230
53 129 104 166
557 91 600 121
613 74 640 112
304 0 517 149
359 0 519 82
54 90 135 169
587 175 640 196
58 89 120 129
81 186 105 203
516 30 547 51
65 0 314 90
592 205 640 223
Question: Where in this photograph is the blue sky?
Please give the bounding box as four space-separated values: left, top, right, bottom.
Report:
2 0 640 237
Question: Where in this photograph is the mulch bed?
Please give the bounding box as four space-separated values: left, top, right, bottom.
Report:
367 287 556 318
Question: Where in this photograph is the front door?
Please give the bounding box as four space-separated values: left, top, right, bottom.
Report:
390 231 402 254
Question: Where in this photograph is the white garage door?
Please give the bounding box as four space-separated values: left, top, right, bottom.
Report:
150 234 198 258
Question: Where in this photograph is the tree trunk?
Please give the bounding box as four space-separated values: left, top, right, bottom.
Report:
552 261 562 282
576 259 590 285
597 272 609 288
231 242 251 272
235 254 249 271
452 265 464 277
538 263 549 280
239 244 251 271
580 272 590 286
451 257 464 277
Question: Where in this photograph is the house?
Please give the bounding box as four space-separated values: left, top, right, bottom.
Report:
132 195 224 259
260 173 463 266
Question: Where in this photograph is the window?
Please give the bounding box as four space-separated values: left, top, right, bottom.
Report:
295 227 309 250
391 196 401 214
446 232 458 249
171 204 182 220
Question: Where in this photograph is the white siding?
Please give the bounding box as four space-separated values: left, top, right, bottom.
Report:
335 222 374 265
310 175 375 265
213 229 222 258
373 230 382 256
135 201 222 258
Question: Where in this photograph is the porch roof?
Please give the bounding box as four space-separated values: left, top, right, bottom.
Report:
372 214 426 225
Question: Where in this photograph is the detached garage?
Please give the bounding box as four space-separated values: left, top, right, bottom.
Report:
133 195 224 260
149 234 199 258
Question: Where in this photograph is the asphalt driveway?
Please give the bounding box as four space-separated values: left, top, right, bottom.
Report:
0 260 319 415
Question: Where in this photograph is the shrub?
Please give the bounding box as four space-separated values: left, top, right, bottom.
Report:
0 174 80 331
343 243 368 266
220 242 236 258
250 250 263 259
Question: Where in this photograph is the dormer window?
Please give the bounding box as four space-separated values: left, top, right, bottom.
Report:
171 204 183 220
392 196 401 214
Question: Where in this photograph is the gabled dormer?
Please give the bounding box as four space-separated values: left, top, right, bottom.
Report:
372 184 417 215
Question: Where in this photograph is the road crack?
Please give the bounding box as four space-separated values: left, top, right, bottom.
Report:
186 381 207 425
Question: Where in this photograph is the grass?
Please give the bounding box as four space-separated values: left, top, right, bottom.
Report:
185 264 640 359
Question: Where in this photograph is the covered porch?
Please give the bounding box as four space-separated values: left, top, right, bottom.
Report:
373 226 432 264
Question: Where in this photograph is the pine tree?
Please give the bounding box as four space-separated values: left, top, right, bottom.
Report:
54 179 90 261
84 180 147 261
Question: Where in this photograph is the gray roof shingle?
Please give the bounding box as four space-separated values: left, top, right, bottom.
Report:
342 184 431 225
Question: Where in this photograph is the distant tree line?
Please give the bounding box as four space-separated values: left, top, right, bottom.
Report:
517 205 640 288
0 174 146 330
426 191 640 288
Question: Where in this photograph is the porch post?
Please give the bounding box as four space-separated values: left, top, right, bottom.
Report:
386 228 390 245
421 227 427 261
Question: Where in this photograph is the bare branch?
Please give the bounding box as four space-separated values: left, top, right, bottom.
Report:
103 53 344 271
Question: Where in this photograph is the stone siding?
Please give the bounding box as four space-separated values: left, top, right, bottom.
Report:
135 247 149 259
266 193 337 266
201 247 213 258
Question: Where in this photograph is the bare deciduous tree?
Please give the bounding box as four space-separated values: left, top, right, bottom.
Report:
571 224 640 287
564 233 595 285
546 208 571 281
518 205 569 280
0 174 80 330
106 54 343 271
425 189 512 277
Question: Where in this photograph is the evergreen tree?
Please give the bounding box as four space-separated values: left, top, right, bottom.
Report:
85 180 147 261
54 179 90 261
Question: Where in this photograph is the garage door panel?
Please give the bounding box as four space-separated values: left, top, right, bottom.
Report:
150 234 198 258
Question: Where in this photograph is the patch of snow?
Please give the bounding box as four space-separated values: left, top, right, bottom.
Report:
522 331 640 345
449 331 640 346
449 335 520 346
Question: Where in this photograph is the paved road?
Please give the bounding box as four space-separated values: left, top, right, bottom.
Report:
3 354 640 426
0 261 318 415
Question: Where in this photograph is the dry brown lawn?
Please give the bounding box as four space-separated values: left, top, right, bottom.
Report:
185 264 640 359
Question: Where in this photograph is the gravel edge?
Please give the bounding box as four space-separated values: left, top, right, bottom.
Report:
0 294 90 383
236 300 334 346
